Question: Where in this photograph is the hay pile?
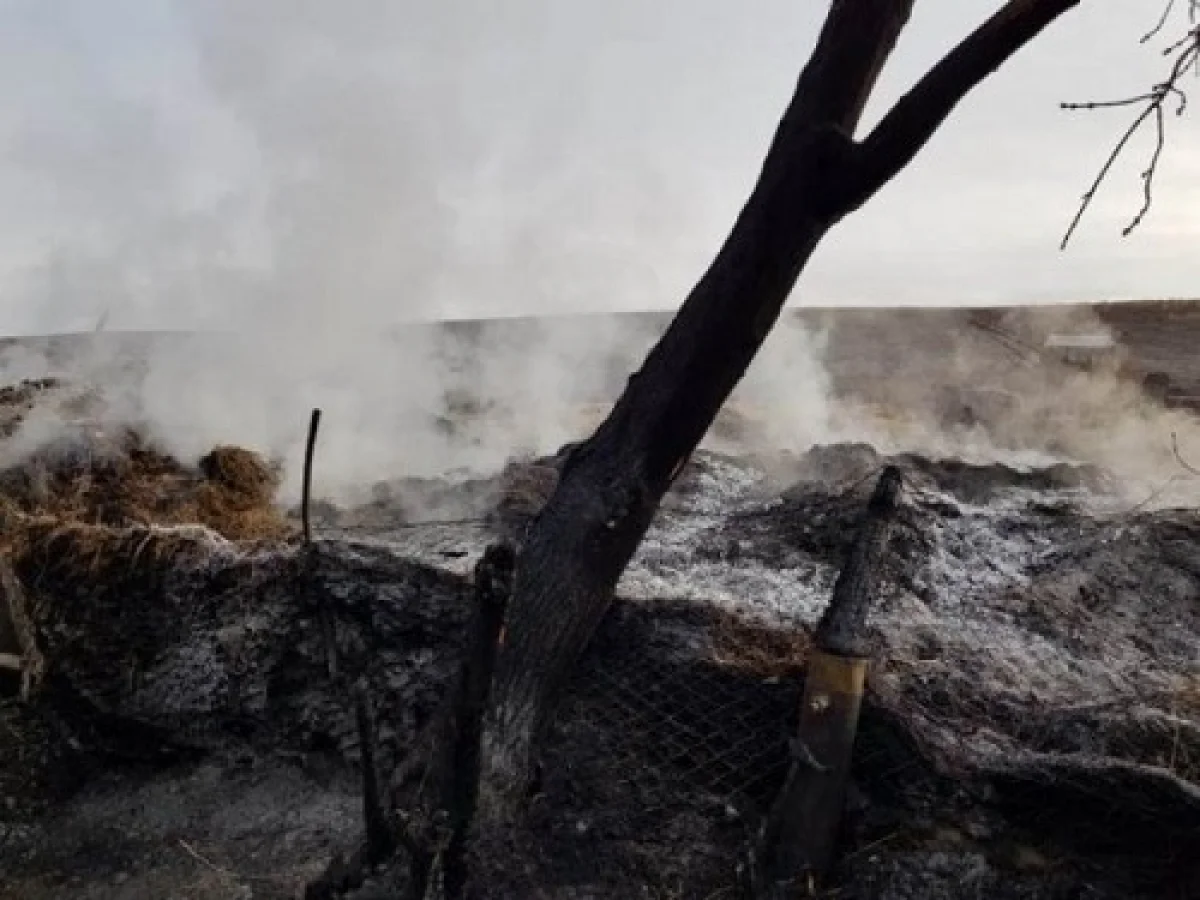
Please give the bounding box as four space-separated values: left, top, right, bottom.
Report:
0 430 291 545
0 379 292 685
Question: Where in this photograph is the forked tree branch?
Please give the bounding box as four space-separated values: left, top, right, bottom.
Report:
840 0 1083 213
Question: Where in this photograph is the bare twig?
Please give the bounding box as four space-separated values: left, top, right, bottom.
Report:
178 838 238 879
1143 0 1179 44
1061 3 1200 247
178 838 301 885
1119 471 1188 515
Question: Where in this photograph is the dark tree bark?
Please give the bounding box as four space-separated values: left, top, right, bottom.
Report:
476 0 1083 825
814 465 904 657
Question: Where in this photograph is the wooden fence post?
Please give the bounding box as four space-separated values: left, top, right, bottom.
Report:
755 465 904 897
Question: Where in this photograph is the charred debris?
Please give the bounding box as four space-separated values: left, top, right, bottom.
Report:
0 376 1198 899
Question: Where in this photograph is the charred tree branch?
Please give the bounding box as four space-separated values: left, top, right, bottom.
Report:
846 0 1083 212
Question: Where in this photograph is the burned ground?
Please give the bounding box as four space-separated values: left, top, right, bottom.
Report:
1 430 1198 898
3 317 1200 899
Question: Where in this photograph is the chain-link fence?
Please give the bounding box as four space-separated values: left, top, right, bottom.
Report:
475 601 807 897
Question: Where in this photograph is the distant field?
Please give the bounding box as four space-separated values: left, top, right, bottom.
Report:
2 297 1198 401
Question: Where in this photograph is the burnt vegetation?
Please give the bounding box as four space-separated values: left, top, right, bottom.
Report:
2 2 1200 899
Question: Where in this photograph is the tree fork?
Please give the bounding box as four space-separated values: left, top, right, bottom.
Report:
476 0 1084 826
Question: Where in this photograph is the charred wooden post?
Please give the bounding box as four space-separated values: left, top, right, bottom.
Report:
299 408 340 681
302 408 322 546
355 681 395 865
1 556 22 675
400 543 515 899
0 556 32 699
755 465 903 897
815 465 904 657
437 542 513 897
304 545 514 900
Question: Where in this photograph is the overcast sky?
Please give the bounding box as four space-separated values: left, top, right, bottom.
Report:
1 0 1198 336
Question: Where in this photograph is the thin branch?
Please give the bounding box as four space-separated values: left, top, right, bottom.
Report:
1127 103 1168 236
1060 5 1200 247
302 408 322 545
1059 102 1159 247
299 407 338 681
1143 0 1178 43
1171 431 1200 476
1124 475 1185 515
844 0 1083 212
178 838 237 879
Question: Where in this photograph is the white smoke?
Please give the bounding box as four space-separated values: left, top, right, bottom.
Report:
2 1 1199 505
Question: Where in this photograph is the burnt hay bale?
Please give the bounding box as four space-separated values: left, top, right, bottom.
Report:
198 445 280 503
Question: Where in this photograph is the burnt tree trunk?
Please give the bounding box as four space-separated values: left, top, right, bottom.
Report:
475 0 1084 826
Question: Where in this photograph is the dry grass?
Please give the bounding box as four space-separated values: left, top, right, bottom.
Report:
709 610 811 679
6 518 224 582
0 430 293 549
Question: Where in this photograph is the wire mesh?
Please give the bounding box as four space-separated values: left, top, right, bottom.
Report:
477 602 807 896
571 642 798 805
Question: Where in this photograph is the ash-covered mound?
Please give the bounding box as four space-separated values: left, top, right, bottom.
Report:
675 444 1200 895
3 530 469 761
694 443 1110 605
0 377 295 706
0 527 475 898
1 440 1197 898
772 441 1113 501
